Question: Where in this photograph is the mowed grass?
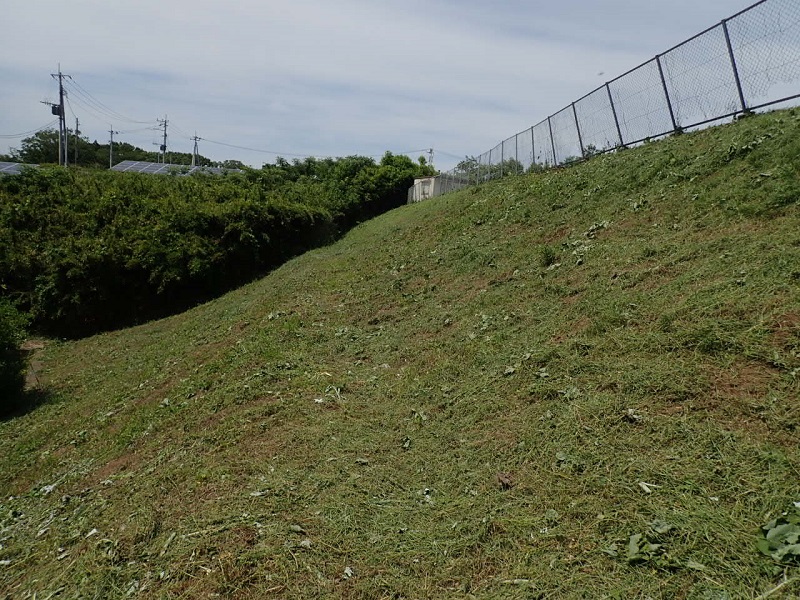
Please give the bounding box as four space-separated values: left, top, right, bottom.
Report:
1 109 799 599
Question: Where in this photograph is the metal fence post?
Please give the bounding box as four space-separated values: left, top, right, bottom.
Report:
656 55 681 133
572 102 585 158
606 83 625 147
547 116 557 165
445 0 798 187
721 19 749 113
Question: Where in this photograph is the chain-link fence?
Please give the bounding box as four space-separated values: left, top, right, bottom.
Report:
437 0 800 195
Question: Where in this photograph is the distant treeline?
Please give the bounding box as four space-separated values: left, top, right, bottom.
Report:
0 128 244 169
0 153 434 337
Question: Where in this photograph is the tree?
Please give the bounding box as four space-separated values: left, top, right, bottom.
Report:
9 129 60 164
413 155 436 177
6 129 224 168
218 159 247 170
456 156 479 180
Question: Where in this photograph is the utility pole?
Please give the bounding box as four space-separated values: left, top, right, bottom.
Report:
191 133 200 167
50 66 71 166
74 117 80 166
157 116 168 164
428 148 434 170
109 127 119 169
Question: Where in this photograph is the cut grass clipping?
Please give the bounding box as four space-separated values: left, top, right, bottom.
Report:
0 108 799 598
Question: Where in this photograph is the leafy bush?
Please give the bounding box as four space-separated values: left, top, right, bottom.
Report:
0 300 28 415
0 153 433 337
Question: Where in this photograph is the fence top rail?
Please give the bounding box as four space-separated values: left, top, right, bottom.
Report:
460 0 784 171
653 0 772 59
563 0 768 108
657 19 724 58
572 83 612 106
726 0 770 22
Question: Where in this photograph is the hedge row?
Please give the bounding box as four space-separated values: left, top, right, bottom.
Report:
0 300 27 416
0 153 430 337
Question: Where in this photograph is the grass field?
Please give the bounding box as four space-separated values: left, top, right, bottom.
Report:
1 109 799 599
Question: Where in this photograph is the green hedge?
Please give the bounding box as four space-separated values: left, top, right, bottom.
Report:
0 153 431 337
0 300 27 416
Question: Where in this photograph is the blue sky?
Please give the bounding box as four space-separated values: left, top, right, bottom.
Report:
0 0 757 170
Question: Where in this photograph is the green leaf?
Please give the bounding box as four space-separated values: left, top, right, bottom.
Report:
627 534 643 562
602 543 619 557
766 523 799 544
649 520 675 535
685 559 708 571
762 518 779 533
757 537 775 557
773 544 800 561
642 542 662 554
758 505 800 563
544 509 560 523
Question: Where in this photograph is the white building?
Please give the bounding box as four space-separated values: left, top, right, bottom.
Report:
407 174 469 203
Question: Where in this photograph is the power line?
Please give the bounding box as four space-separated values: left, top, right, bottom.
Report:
65 95 78 119
199 138 435 160
169 121 192 137
64 84 150 129
117 126 157 135
63 90 118 124
395 149 431 155
0 120 59 139
40 72 442 166
65 78 150 125
199 137 317 158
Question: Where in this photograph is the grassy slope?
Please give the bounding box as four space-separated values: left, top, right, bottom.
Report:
1 110 799 599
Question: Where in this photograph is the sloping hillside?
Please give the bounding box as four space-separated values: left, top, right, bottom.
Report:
1 110 799 598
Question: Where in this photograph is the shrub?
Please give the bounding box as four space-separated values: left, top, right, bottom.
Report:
538 245 558 268
0 300 28 416
0 157 432 338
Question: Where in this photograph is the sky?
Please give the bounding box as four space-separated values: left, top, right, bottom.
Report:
0 0 758 171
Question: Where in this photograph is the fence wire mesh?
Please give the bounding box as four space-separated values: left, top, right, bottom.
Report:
727 0 800 108
501 137 519 175
432 0 800 196
574 86 623 154
610 59 675 145
516 127 534 172
662 27 743 126
532 120 555 168
550 106 583 163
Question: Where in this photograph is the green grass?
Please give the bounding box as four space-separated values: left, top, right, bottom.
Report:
1 109 799 599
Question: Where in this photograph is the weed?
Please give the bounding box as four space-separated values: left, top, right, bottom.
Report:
538 244 558 268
